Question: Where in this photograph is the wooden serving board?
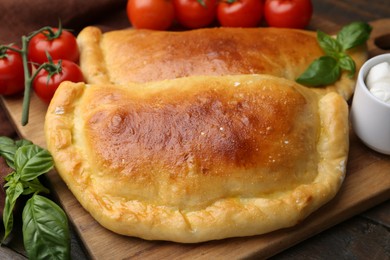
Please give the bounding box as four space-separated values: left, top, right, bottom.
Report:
1 19 390 259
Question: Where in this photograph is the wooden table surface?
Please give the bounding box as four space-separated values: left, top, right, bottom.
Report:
0 0 389 259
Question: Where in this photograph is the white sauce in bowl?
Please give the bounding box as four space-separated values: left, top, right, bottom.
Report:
365 61 390 104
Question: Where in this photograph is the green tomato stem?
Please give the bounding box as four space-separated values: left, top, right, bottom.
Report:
20 25 60 126
21 36 32 126
197 0 206 8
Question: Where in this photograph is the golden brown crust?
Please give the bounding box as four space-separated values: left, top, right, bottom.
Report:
45 75 349 242
77 26 367 100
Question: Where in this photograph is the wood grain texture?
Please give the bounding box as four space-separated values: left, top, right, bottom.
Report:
272 213 390 260
1 18 390 259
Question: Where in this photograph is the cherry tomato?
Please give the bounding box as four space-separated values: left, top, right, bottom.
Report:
127 0 175 30
33 60 84 104
0 46 25 96
173 0 218 29
264 0 313 29
217 0 263 27
28 28 79 65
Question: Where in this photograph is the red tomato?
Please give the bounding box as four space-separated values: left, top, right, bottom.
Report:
173 0 218 29
33 60 84 104
28 28 79 65
0 46 25 96
217 0 263 27
127 0 175 30
264 0 313 29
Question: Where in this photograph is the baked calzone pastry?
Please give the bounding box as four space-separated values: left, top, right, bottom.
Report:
77 26 366 100
45 74 349 243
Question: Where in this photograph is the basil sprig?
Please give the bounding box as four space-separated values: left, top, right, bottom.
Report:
0 136 70 260
296 21 372 87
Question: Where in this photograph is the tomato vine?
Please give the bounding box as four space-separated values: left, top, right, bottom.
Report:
0 21 81 126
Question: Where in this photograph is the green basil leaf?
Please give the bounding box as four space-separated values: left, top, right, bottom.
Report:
0 136 17 169
296 56 341 87
22 195 70 260
338 54 356 77
2 183 24 242
317 30 342 57
21 178 50 195
15 145 53 182
4 171 20 188
0 136 15 146
15 139 33 149
337 21 372 50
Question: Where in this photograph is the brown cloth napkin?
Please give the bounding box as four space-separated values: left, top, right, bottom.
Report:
0 0 129 44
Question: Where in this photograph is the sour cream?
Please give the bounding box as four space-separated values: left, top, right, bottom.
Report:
365 61 390 104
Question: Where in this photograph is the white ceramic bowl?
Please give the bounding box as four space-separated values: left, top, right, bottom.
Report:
350 53 390 155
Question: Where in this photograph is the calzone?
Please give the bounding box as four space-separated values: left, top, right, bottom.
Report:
77 26 367 100
45 74 349 243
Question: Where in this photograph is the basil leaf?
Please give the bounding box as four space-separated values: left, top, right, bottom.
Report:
339 54 356 77
15 139 33 149
317 30 342 58
2 182 24 242
15 145 53 182
22 178 50 195
1 136 70 256
296 56 341 87
0 138 34 169
0 136 15 147
337 21 372 50
4 171 20 189
0 136 17 169
22 195 70 260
